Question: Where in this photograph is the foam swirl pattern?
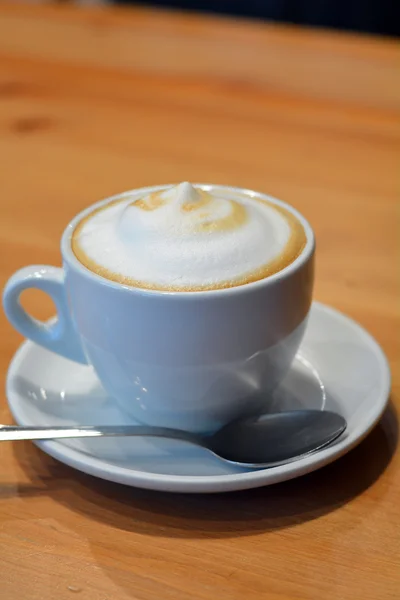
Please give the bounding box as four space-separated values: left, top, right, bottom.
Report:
72 183 306 291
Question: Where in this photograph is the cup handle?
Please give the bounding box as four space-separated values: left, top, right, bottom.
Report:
3 265 88 364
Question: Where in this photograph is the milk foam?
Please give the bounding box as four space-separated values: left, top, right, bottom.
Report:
73 183 304 290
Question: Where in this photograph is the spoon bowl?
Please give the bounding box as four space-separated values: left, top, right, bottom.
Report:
206 410 346 467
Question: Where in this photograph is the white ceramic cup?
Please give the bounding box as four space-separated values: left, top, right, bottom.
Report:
3 184 315 432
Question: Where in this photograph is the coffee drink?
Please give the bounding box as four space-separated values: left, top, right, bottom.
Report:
5 182 314 431
72 182 306 291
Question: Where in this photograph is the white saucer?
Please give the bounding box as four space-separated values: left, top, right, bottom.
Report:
6 302 390 493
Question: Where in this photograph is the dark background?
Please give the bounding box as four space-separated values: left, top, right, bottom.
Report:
123 1 400 36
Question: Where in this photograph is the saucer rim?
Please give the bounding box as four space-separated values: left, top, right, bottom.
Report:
6 301 391 493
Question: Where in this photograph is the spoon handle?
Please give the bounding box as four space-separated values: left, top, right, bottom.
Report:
0 424 201 444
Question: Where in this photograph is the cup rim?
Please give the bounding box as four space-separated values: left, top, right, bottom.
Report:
61 183 315 298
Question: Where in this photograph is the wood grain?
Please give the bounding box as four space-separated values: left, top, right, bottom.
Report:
0 4 399 599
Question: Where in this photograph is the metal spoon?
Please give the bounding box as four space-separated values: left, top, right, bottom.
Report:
0 410 346 468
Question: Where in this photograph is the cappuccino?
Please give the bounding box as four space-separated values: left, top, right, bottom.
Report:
72 183 306 291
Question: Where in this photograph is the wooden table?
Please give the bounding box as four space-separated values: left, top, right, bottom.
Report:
0 4 399 599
